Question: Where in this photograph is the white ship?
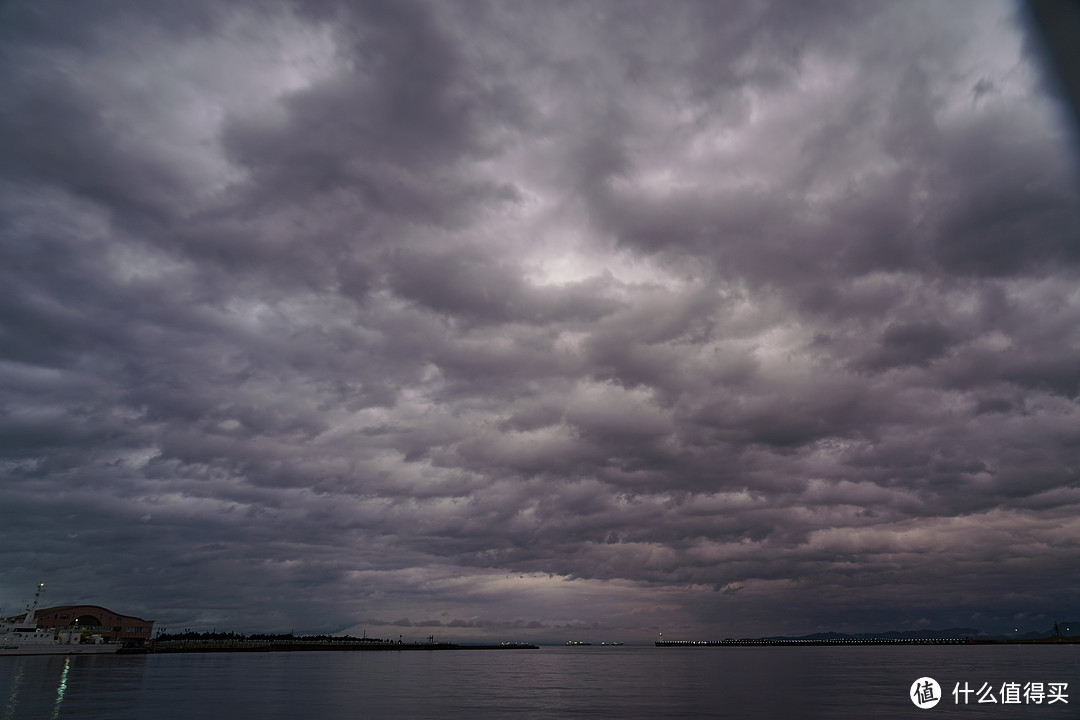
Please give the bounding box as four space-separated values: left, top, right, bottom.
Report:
1 583 120 656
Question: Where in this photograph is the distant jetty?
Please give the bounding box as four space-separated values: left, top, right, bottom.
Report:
656 638 974 647
148 632 536 653
657 632 1080 647
152 640 537 653
656 624 1080 647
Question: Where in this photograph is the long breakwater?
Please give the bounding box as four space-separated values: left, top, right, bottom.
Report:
151 640 537 653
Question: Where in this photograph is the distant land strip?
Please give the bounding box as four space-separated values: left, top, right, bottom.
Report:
656 637 1080 647
655 624 1080 647
149 640 537 653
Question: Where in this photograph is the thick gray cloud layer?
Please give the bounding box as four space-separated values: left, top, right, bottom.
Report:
1 0 1078 639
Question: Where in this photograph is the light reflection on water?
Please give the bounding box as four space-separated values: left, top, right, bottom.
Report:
49 657 69 720
0 645 1077 719
2 662 24 720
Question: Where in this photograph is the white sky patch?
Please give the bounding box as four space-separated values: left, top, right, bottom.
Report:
804 508 1080 558
1004 276 1080 338
937 3 1033 113
568 380 664 417
129 491 256 522
73 8 341 201
523 237 687 290
971 330 1014 352
102 447 162 472
692 52 865 194
106 239 192 284
553 330 590 355
474 424 580 468
715 56 862 190
269 292 367 335
620 165 700 198
340 570 684 636
748 323 811 368
221 297 280 334
685 490 767 514
505 175 691 290
525 250 603 286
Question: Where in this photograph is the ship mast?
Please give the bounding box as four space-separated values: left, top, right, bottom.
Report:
23 582 44 627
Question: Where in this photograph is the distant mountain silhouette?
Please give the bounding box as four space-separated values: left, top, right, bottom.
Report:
759 624 1078 642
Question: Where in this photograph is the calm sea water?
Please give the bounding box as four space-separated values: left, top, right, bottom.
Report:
2 645 1078 719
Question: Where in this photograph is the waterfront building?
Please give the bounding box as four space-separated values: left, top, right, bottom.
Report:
8 604 155 646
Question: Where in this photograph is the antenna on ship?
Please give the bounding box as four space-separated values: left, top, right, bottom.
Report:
29 583 44 609
23 582 45 627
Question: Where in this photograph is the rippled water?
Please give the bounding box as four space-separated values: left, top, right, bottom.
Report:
2 645 1078 719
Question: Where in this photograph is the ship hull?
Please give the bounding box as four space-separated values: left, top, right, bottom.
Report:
0 644 120 656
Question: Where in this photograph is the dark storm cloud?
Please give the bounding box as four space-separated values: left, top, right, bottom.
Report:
1 0 1078 639
855 320 958 371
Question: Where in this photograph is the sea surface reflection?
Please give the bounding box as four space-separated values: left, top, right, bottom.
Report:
1 645 1077 719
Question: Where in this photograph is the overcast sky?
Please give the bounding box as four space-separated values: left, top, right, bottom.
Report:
2 0 1078 642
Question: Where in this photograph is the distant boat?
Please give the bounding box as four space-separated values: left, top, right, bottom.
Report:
600 642 624 646
1 584 120 656
565 640 591 646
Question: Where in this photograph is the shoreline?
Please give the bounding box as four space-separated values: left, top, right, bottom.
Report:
136 638 1080 654
147 641 538 654
656 637 1080 647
